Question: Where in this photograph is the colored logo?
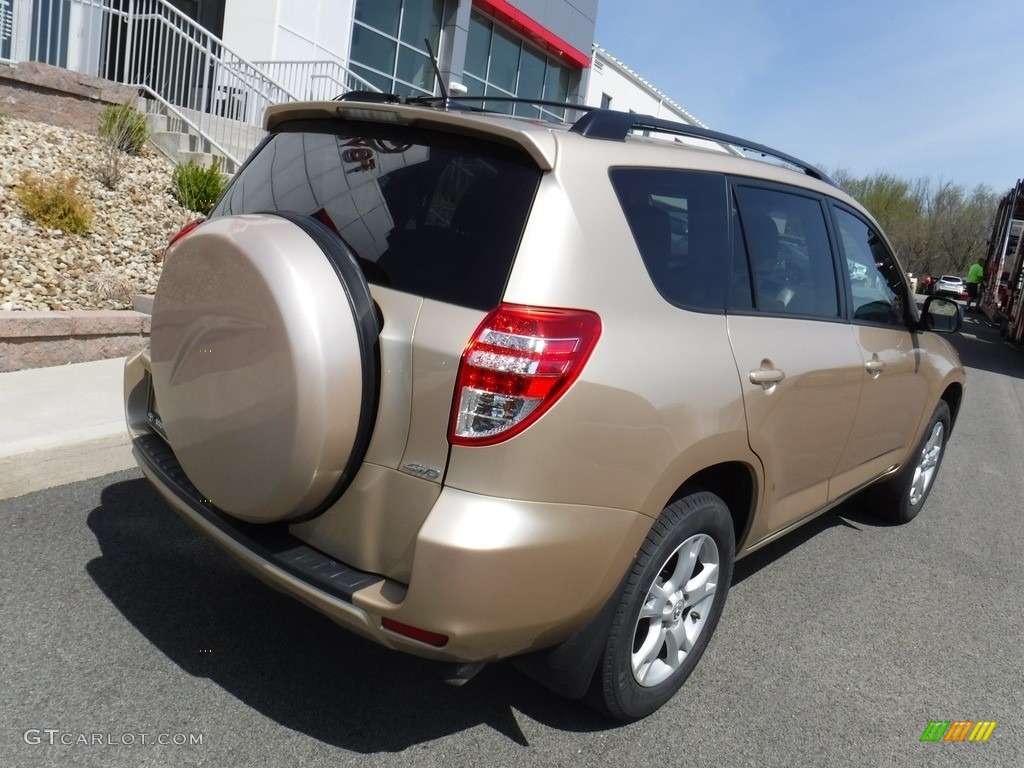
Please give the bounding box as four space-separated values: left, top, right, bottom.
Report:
920 721 997 742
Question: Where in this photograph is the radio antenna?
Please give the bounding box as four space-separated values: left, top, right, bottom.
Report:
424 38 449 104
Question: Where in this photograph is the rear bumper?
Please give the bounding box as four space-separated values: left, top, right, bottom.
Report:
132 432 650 663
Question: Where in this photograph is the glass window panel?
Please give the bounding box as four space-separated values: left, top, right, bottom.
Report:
517 46 545 100
462 74 486 97
610 169 730 311
465 13 491 78
354 0 400 38
484 84 514 114
513 48 546 118
543 61 569 101
400 0 443 49
349 63 393 94
489 25 521 93
735 186 839 318
833 207 907 325
350 25 397 76
397 47 433 91
392 79 428 97
513 103 542 119
213 129 541 312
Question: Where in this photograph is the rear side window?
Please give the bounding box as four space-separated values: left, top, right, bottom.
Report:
212 123 542 311
610 169 729 312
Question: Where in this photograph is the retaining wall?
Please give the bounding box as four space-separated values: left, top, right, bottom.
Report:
0 309 150 372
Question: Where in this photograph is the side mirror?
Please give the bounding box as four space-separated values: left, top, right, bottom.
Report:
921 296 963 333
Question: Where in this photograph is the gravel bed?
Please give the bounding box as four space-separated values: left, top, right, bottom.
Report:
0 116 193 311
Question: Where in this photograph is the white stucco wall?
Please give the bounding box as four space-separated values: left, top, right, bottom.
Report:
585 47 728 152
222 0 354 63
585 47 703 125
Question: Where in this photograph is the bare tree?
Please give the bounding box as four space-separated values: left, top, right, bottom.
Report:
833 170 998 277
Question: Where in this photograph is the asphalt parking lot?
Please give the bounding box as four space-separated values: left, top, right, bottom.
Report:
1 312 1021 767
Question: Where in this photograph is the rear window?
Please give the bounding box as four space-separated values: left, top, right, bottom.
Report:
212 122 542 311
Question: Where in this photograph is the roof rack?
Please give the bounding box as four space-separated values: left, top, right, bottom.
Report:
336 91 592 118
569 110 833 185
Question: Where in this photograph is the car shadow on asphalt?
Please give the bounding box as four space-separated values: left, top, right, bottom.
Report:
85 478 619 751
948 311 1024 379
731 494 895 588
85 475 912 749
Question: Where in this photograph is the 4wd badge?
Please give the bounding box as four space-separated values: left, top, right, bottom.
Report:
403 463 440 480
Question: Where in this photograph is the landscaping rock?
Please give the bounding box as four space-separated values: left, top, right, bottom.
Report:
0 116 193 310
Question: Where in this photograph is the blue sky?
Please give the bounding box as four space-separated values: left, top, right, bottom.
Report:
594 0 1023 193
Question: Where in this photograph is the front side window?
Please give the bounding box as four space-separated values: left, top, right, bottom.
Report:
610 169 729 312
213 124 541 311
733 185 839 318
350 0 444 96
832 206 907 326
463 11 571 121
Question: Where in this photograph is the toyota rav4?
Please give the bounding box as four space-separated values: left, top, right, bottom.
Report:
124 95 965 720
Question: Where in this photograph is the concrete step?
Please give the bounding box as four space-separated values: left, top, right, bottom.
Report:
180 151 216 168
149 129 190 157
145 111 168 134
143 98 245 176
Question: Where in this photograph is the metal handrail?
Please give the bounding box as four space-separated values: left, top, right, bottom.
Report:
137 87 246 170
252 59 382 101
7 0 312 165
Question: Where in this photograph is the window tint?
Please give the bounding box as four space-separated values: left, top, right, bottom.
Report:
734 186 839 318
832 206 907 326
610 169 729 312
213 126 541 311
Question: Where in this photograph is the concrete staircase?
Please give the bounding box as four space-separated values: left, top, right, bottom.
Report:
143 98 265 176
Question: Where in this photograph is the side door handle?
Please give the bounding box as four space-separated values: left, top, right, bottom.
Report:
749 363 785 389
865 356 885 378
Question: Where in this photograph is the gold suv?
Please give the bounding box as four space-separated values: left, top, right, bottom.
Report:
125 96 966 720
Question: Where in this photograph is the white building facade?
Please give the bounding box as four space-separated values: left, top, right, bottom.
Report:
3 1 715 136
585 46 706 126
218 0 596 121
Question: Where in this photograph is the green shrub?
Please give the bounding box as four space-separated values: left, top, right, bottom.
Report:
98 102 148 154
172 159 224 215
16 173 93 233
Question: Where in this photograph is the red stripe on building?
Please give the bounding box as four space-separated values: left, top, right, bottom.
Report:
474 0 591 67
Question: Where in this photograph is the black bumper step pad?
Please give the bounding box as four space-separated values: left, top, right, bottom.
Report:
134 434 384 601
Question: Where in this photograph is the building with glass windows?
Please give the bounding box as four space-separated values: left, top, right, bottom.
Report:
3 0 719 160
219 0 596 120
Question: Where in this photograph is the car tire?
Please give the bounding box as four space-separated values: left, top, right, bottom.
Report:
870 400 951 524
589 492 735 721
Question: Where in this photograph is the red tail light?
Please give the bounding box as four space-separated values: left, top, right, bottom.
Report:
449 303 602 446
166 218 205 250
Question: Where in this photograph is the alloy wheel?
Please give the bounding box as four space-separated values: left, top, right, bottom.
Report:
631 533 720 687
909 421 944 506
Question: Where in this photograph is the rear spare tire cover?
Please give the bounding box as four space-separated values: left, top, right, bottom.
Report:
150 214 378 523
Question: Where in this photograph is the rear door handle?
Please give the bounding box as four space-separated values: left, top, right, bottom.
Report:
749 365 785 388
865 357 885 378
